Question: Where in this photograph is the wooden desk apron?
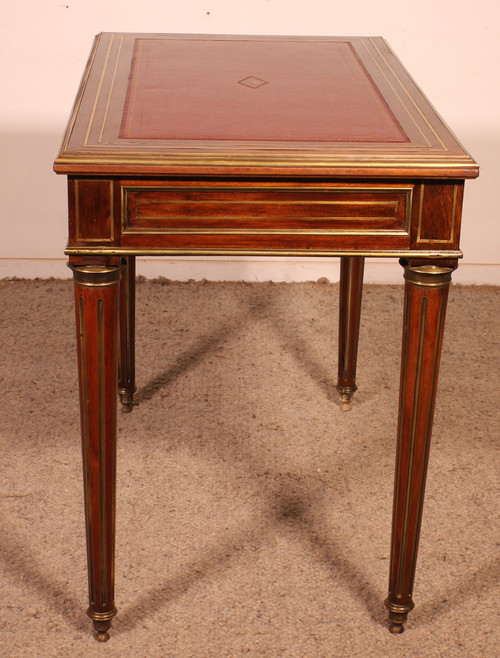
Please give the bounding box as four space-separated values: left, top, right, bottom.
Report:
65 177 462 257
54 32 478 642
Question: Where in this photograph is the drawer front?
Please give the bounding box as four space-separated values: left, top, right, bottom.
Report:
119 181 413 253
123 182 411 234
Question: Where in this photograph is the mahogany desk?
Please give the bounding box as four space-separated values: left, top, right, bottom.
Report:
54 33 478 641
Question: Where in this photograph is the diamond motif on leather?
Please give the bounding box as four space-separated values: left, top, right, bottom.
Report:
237 76 269 89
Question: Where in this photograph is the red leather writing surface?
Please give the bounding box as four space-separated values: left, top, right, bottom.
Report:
120 38 408 143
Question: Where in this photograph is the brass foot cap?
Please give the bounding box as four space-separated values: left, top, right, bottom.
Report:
339 393 352 412
91 614 115 642
119 388 136 412
389 622 405 634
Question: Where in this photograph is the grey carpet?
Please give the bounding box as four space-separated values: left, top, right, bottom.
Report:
0 279 498 657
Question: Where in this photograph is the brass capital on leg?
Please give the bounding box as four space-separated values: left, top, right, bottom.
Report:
69 264 122 288
402 261 455 289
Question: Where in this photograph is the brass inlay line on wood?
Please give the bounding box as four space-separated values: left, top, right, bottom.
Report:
124 185 412 196
99 36 124 144
123 227 408 236
368 39 447 151
84 35 115 147
363 41 431 149
135 199 400 207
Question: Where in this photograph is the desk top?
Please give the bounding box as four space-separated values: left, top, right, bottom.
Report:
54 33 478 179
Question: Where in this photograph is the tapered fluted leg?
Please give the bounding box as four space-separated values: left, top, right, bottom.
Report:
385 261 455 633
71 262 121 642
118 256 136 412
337 256 365 410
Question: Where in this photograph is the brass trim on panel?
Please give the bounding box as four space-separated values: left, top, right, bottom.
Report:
416 184 458 245
123 227 409 237
121 184 414 238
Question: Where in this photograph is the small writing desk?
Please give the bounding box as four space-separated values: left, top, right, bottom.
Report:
54 33 478 641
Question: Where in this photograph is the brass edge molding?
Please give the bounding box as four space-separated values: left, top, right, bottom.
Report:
71 265 122 287
55 154 478 176
66 247 463 259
